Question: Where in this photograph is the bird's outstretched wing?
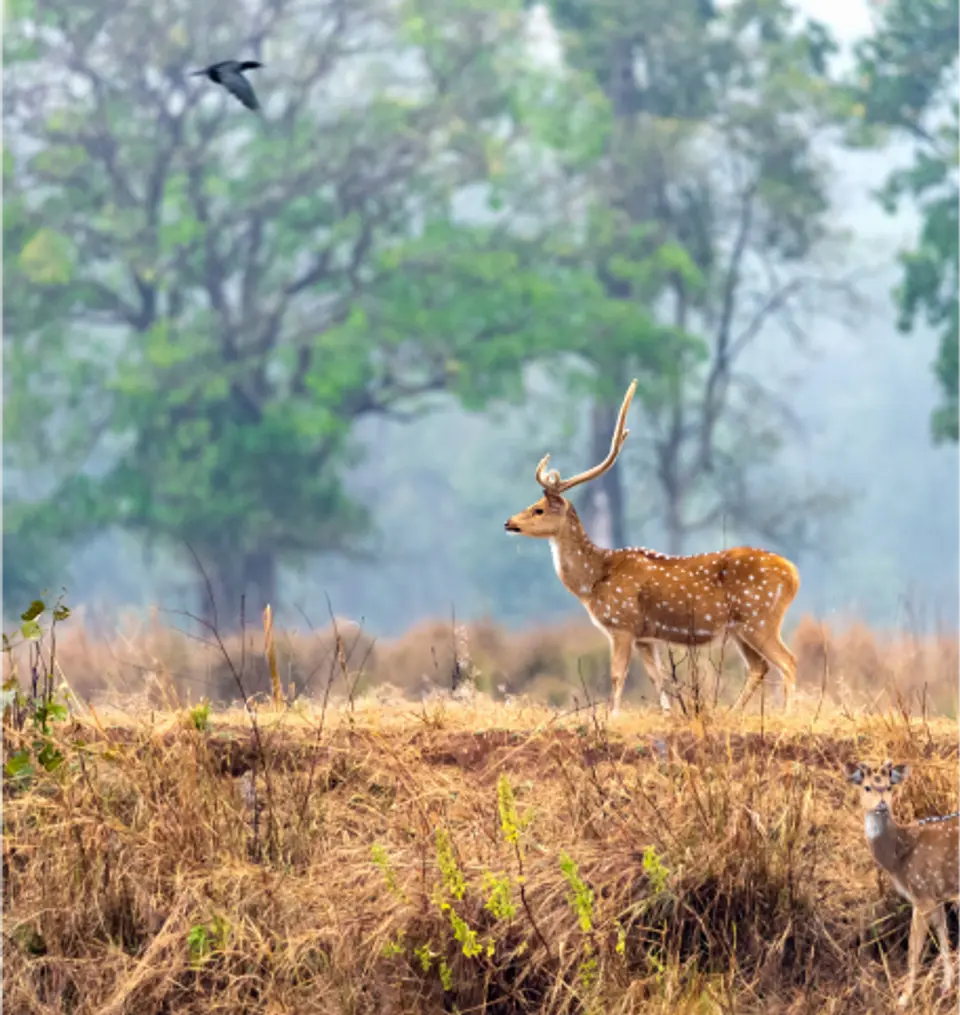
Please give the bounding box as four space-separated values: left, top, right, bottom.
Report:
220 68 260 111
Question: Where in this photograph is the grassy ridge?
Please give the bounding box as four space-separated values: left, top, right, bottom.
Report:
3 691 959 1014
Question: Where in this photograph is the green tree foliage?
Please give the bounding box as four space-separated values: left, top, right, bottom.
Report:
2 0 555 621
851 0 959 443
3 151 89 407
2 151 78 607
350 219 682 409
524 0 850 553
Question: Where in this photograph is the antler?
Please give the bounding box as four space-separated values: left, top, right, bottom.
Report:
536 379 638 494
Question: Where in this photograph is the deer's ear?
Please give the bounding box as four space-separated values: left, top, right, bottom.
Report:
889 764 910 785
844 762 865 785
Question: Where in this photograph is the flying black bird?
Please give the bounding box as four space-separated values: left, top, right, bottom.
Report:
191 60 264 112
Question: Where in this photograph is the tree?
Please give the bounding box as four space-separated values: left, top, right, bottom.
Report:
851 0 959 443
2 0 546 623
0 134 75 609
524 0 852 553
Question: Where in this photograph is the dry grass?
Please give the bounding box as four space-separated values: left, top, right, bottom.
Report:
28 609 960 718
3 612 959 1014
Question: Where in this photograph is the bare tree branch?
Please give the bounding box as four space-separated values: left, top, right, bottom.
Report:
696 177 759 476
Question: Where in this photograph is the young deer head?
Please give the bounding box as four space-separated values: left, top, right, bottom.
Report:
505 379 800 716
845 759 959 1007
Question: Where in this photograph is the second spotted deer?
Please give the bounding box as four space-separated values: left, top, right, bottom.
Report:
844 760 959 1007
504 379 800 715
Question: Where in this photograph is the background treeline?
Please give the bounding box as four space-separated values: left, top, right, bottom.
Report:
3 0 958 635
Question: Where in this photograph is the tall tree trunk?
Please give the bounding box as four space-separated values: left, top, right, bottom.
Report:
242 548 277 618
662 278 689 556
660 411 686 555
197 547 278 632
664 485 684 555
583 399 628 549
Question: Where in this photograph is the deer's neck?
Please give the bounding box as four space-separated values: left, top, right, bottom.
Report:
549 510 610 599
864 809 911 884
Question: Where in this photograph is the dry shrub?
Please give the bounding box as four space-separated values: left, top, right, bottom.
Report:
373 618 462 697
792 615 959 714
40 610 378 709
39 612 958 717
207 617 379 706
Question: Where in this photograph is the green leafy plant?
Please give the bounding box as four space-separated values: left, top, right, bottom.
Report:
435 827 467 902
2 595 72 789
559 850 594 933
186 915 230 968
189 701 211 732
380 930 406 958
558 848 602 1006
371 842 406 900
642 845 670 894
482 870 517 921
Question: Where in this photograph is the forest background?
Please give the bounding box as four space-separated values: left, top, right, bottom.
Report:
4 0 957 644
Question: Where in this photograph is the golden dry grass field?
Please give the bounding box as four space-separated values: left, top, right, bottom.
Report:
3 611 959 1014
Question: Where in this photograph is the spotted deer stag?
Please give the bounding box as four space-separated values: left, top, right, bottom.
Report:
844 760 959 1007
504 379 800 716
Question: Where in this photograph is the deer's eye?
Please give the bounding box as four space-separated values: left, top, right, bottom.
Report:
533 508 544 516
865 786 872 792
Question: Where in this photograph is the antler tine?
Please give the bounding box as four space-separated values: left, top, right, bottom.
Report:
535 454 562 491
552 379 638 493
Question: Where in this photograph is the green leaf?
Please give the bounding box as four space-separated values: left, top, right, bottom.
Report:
47 702 68 723
19 228 75 285
37 741 64 772
20 619 42 640
4 749 34 784
20 599 45 622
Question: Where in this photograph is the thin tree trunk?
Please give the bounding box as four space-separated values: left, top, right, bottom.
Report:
197 548 278 632
242 549 277 617
660 417 686 555
664 487 684 555
197 553 240 631
663 278 689 556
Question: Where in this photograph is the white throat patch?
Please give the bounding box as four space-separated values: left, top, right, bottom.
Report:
549 539 563 581
865 811 887 841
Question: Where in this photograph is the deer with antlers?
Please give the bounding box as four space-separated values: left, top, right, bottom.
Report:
844 760 959 1007
504 379 800 715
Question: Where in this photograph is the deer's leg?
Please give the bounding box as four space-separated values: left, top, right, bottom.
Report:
899 906 930 1007
730 638 770 712
762 633 798 712
635 640 671 713
930 904 954 994
735 632 797 713
607 631 633 718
